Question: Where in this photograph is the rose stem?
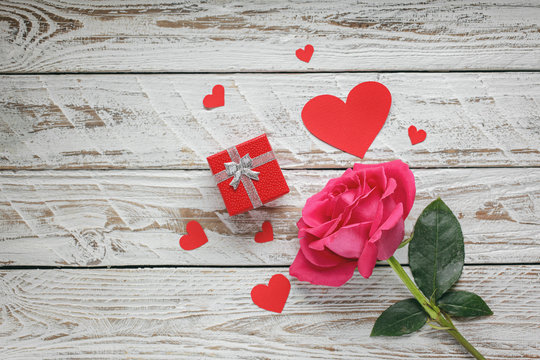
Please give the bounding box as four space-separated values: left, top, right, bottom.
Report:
386 256 486 360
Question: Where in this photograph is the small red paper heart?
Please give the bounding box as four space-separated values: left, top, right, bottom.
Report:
408 125 427 145
296 44 314 63
301 82 392 158
254 221 273 243
179 221 208 250
251 274 290 313
203 85 224 109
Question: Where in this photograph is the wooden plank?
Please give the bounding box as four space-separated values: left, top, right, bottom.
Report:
1 73 539 170
0 168 538 267
0 1 539 72
0 265 538 359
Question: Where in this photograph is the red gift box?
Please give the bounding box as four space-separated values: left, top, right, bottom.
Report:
207 134 289 216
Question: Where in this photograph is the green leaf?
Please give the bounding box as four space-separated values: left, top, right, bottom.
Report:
438 291 493 317
370 298 427 336
408 198 464 300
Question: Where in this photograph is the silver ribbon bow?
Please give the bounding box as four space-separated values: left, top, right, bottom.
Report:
224 154 260 190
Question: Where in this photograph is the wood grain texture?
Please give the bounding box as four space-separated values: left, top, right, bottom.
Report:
1 168 538 267
0 0 539 72
0 265 538 359
1 1 538 358
1 73 539 170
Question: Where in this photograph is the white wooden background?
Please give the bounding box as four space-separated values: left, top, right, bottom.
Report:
0 1 539 359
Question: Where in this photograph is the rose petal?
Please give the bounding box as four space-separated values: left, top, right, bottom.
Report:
341 187 377 226
297 218 308 238
348 188 380 224
382 177 397 199
377 217 405 260
324 222 371 258
301 236 345 268
355 160 415 219
381 202 403 231
329 183 347 198
358 165 387 190
358 241 378 278
340 168 359 189
302 198 330 227
376 203 405 260
369 201 384 237
331 188 357 219
303 218 339 238
289 250 357 287
384 164 415 219
308 236 325 251
380 196 397 226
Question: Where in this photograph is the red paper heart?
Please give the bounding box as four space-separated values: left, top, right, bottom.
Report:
179 221 208 250
296 44 314 63
255 221 273 243
251 274 290 313
301 81 392 158
203 85 224 108
408 125 427 145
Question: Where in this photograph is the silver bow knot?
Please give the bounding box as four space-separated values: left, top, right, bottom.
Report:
224 154 260 190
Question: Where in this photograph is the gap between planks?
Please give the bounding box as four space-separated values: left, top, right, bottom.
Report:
1 263 540 271
2 166 540 171
2 70 540 76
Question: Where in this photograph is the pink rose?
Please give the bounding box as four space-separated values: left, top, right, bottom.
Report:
289 160 416 287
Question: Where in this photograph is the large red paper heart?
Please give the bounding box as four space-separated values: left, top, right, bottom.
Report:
203 85 224 108
179 221 208 250
254 221 273 243
296 44 314 63
301 81 392 158
251 274 290 313
408 125 427 145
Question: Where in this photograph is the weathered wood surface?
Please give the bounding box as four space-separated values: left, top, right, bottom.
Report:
1 1 539 358
1 1 540 73
0 265 538 359
1 168 538 267
1 73 539 170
